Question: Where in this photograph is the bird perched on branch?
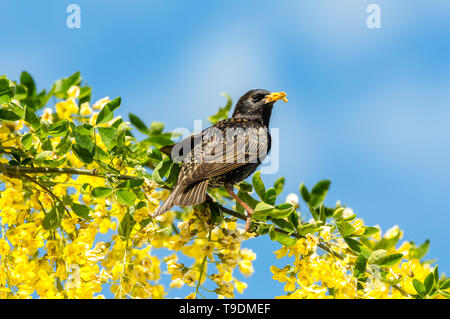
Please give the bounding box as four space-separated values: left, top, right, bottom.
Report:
153 90 288 231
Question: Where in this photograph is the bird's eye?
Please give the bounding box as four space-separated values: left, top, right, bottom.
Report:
251 94 264 102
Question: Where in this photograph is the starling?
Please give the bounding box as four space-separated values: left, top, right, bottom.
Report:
153 89 288 231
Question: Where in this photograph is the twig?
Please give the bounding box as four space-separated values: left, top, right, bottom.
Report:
0 164 138 180
195 228 212 299
215 200 344 260
21 174 73 218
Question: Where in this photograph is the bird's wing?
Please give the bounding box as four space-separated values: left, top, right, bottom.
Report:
178 124 268 184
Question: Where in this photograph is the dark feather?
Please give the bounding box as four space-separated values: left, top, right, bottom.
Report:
174 179 209 207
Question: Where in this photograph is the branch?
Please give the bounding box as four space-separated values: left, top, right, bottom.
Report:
0 164 139 180
21 174 73 218
210 197 344 260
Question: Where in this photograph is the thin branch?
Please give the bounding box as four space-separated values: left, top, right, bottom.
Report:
195 228 212 299
0 164 138 180
215 200 344 260
21 174 73 218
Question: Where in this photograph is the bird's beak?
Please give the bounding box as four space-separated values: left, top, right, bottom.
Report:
264 91 288 104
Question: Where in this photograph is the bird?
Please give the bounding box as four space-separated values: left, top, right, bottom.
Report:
153 89 288 231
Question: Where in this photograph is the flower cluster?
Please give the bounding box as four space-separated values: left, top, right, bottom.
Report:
0 72 448 299
0 72 256 299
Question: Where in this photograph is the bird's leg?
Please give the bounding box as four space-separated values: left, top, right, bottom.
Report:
225 185 254 232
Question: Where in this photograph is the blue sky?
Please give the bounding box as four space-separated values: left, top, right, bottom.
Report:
2 0 450 298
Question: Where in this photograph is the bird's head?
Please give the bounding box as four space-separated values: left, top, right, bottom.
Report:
232 89 288 126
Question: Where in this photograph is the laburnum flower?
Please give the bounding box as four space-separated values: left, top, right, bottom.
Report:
55 97 78 119
67 85 80 98
79 102 92 116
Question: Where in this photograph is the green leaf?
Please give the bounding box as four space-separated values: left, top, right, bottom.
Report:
152 158 173 185
55 134 72 156
288 211 300 229
79 86 92 104
319 204 326 223
237 181 253 193
149 122 164 136
255 223 270 236
42 204 64 230
409 239 430 260
20 71 36 96
333 207 345 220
208 201 223 225
34 151 53 164
72 144 94 164
424 273 435 294
344 237 369 255
269 226 297 246
52 71 81 98
164 162 180 188
272 218 296 232
440 279 450 290
413 279 426 296
42 138 53 151
14 84 28 100
80 183 92 195
0 78 16 103
439 290 450 299
91 187 114 199
208 93 232 124
264 187 277 206
116 189 137 206
362 226 380 237
299 182 310 203
48 120 69 137
306 202 319 221
336 221 356 237
117 178 144 189
24 105 40 130
308 180 331 208
354 255 367 279
0 109 21 121
297 223 318 236
71 203 92 220
269 203 294 219
129 113 150 135
96 97 121 125
253 202 274 217
377 253 403 266
97 126 117 150
252 171 265 200
368 249 387 265
21 133 33 150
118 210 136 241
433 265 439 285
273 177 285 195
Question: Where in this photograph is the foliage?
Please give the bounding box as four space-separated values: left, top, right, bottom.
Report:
0 72 448 299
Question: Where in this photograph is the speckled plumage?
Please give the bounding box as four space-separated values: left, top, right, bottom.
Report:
153 89 285 217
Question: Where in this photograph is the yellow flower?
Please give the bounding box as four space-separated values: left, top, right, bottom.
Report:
62 217 77 233
92 97 110 110
0 239 11 255
80 102 92 116
67 85 80 98
55 98 78 119
41 107 53 122
234 279 248 294
185 292 196 299
169 278 184 289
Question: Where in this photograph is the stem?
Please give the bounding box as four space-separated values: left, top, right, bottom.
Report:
0 164 138 180
21 174 73 218
195 228 212 298
217 204 344 260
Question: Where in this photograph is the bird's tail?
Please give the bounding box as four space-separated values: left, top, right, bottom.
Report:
152 180 209 217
